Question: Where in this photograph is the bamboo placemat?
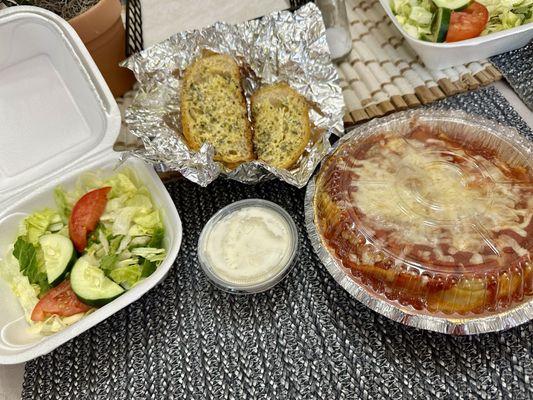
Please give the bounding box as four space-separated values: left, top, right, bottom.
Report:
340 0 502 125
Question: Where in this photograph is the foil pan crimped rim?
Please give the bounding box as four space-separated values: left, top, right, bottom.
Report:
121 3 345 188
304 108 533 335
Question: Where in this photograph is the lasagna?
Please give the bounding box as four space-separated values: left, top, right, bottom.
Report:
314 124 532 314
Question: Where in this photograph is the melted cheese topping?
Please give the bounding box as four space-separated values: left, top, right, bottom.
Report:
345 136 531 266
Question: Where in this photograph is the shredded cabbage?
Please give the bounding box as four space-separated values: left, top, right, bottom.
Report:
391 0 435 39
478 0 533 34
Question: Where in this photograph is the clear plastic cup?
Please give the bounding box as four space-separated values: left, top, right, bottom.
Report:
198 199 299 294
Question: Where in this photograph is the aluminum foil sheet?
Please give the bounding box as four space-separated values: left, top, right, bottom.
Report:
305 109 533 335
122 3 344 187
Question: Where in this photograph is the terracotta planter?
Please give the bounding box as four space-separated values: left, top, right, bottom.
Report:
69 0 135 97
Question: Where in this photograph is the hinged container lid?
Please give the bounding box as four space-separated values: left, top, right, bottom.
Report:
0 6 121 204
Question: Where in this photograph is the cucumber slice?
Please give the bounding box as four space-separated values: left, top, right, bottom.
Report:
71 257 125 307
39 234 76 286
432 0 470 10
428 7 451 43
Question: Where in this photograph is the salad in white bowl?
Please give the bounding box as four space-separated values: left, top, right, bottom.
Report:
391 0 533 42
0 169 167 335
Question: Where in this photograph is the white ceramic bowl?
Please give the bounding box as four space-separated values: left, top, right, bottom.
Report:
379 0 533 70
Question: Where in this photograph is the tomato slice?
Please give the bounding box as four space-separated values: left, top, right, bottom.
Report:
69 187 111 253
446 2 489 43
31 280 91 322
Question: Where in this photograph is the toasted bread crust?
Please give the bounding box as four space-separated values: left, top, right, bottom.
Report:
251 82 311 170
180 51 254 166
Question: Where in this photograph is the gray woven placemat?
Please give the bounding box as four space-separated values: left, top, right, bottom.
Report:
490 41 533 111
22 86 533 400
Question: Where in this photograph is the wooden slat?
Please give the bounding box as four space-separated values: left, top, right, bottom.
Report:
340 0 500 127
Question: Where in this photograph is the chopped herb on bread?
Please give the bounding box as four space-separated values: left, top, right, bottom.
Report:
251 82 311 169
180 51 254 166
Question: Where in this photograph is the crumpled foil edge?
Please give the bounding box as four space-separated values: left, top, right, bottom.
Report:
304 108 533 335
121 3 345 188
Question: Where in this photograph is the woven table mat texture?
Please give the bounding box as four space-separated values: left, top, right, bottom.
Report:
339 0 502 125
490 40 533 111
22 86 532 400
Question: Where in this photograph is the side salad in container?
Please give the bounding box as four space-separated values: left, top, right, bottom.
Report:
0 169 166 335
391 0 533 42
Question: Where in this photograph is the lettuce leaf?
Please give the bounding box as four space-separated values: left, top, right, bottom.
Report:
148 227 165 248
109 235 123 254
110 207 138 236
126 194 153 209
106 173 138 198
99 254 118 274
22 209 62 245
131 210 162 236
0 251 39 322
136 227 166 278
141 258 157 278
92 172 164 239
477 0 533 34
129 236 151 248
131 247 166 263
13 237 49 294
54 187 71 222
109 263 142 289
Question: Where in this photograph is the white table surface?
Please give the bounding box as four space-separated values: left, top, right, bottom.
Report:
0 1 531 399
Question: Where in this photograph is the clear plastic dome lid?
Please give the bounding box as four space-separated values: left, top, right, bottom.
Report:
310 111 533 333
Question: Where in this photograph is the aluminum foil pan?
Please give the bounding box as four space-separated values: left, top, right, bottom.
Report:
305 109 533 335
121 3 344 187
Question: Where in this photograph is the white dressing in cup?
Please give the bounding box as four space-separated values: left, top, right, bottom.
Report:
198 199 298 294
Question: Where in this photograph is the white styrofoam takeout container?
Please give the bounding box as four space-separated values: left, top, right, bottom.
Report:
0 6 182 364
379 0 533 70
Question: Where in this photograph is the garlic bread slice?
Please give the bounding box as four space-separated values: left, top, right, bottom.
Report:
181 52 254 166
251 82 311 169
